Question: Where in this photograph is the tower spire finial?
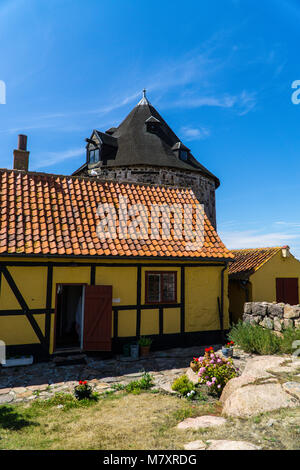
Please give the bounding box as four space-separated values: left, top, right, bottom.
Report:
138 88 150 106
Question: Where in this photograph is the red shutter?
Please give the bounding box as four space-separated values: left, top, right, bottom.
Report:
83 285 112 351
276 278 299 305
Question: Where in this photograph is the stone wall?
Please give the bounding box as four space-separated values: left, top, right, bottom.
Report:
243 302 300 332
82 165 217 228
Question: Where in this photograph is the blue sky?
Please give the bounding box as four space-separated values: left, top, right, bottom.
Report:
0 0 299 258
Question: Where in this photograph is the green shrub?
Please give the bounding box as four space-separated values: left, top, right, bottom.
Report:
197 350 238 397
125 372 154 394
171 375 194 396
280 327 300 354
228 321 281 355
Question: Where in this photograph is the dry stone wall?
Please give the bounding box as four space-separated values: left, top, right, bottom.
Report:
243 302 300 332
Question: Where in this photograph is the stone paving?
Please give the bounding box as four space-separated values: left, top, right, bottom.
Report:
0 345 252 404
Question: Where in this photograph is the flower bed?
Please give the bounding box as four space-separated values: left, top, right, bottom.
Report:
191 347 238 397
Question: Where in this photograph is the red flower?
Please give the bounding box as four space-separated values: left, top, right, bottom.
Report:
83 381 87 385
79 380 83 385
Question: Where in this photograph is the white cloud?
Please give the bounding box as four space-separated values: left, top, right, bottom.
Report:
33 148 84 169
219 229 297 249
181 126 211 141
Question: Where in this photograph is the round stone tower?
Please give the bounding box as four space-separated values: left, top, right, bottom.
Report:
73 91 220 228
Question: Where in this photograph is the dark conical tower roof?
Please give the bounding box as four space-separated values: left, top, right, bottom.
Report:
76 91 220 187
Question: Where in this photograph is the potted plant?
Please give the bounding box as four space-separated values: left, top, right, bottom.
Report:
190 357 200 373
222 341 234 357
138 337 152 357
74 380 93 400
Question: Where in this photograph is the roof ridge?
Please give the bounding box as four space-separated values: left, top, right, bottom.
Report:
231 246 282 252
0 167 198 195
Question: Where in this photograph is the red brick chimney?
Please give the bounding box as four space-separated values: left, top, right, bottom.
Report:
13 135 29 171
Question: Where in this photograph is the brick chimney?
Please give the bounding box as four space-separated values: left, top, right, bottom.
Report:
13 135 29 171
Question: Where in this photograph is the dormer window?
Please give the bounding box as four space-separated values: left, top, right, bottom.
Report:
171 142 190 162
88 147 100 164
180 150 188 161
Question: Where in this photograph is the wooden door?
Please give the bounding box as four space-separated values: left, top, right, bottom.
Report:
276 278 299 305
83 285 112 351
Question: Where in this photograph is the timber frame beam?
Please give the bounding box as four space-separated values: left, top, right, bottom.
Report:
0 260 228 354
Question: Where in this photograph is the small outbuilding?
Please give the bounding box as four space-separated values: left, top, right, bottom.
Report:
228 246 300 323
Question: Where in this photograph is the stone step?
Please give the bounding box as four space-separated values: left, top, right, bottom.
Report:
52 354 87 367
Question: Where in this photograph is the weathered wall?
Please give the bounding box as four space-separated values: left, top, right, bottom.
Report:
243 301 300 332
83 165 217 228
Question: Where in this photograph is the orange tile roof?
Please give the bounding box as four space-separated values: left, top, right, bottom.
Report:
228 247 283 277
0 169 233 260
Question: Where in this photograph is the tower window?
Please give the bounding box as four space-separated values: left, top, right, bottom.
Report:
88 148 100 164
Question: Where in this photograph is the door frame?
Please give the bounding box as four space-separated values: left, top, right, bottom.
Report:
53 283 87 353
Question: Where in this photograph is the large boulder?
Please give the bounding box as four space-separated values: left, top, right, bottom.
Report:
282 382 300 400
220 355 300 418
222 382 298 418
186 367 199 385
241 355 285 378
219 374 258 404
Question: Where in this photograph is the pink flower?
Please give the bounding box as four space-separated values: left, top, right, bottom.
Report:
206 381 212 386
217 384 221 389
199 367 206 374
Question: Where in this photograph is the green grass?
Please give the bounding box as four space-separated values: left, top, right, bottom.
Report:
228 321 300 355
0 390 299 449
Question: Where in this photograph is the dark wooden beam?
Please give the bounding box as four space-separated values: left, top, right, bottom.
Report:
136 266 141 338
1 267 47 347
180 266 185 334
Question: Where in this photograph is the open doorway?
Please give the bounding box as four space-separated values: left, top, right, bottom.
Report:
55 284 85 351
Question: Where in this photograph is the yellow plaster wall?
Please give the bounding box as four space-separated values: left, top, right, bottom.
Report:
140 309 159 335
0 267 47 310
0 314 45 345
118 310 136 337
164 308 181 334
185 266 228 332
95 266 137 306
251 251 300 302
